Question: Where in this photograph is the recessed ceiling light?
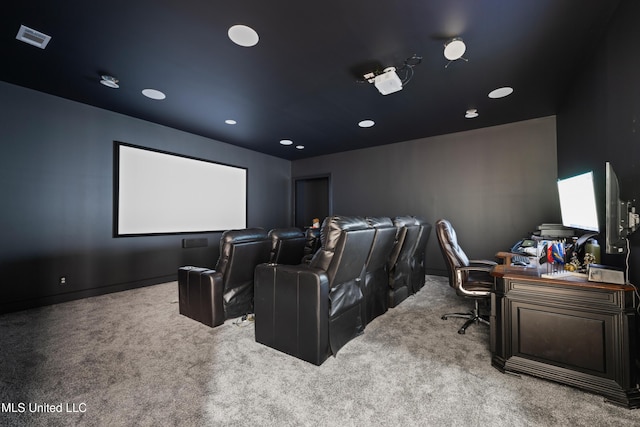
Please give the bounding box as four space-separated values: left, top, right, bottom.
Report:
444 38 466 61
279 139 293 146
228 25 259 47
465 109 478 119
142 88 166 100
225 119 237 125
295 145 304 150
100 75 119 89
488 87 514 99
358 119 375 128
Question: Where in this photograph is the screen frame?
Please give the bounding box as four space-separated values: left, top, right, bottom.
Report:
113 141 248 237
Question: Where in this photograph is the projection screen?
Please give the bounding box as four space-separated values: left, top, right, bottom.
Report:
114 142 247 236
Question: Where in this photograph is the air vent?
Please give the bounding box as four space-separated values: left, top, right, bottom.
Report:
16 25 51 49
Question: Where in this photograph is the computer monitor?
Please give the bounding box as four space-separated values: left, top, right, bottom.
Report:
557 171 599 233
605 161 639 254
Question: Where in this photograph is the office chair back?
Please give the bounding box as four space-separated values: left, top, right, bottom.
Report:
436 218 470 279
435 218 494 297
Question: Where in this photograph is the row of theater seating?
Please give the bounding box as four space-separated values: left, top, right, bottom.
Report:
178 215 432 365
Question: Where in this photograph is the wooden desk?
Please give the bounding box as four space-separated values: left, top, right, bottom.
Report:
491 253 640 408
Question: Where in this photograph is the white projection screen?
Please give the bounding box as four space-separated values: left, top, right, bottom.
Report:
114 142 247 236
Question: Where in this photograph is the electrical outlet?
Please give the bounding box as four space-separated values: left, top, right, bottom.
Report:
59 276 66 285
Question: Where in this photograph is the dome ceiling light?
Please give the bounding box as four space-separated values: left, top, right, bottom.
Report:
100 75 119 88
444 38 466 61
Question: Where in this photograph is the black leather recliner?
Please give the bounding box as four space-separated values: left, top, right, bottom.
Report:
178 228 272 327
410 216 432 293
268 227 306 265
302 227 321 262
254 216 375 365
387 216 420 307
361 217 397 326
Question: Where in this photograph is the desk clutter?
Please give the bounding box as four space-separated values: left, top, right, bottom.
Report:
510 224 625 284
178 215 432 365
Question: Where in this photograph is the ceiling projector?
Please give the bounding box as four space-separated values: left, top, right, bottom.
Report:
368 67 403 95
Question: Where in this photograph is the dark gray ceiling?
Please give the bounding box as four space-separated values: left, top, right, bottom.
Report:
0 1 621 160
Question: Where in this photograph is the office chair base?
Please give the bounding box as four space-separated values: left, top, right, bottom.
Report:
441 300 489 334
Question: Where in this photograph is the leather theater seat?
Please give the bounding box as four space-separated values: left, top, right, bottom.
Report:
387 216 421 307
268 227 306 265
302 226 321 262
410 216 432 293
361 217 397 326
178 227 272 327
254 216 375 365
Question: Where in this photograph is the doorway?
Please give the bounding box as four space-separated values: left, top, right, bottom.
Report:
293 174 332 229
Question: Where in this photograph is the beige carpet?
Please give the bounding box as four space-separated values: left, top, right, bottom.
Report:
1 275 639 426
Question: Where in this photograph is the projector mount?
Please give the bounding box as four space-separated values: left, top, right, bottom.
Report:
361 54 423 95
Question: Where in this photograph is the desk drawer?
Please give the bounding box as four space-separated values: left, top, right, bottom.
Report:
504 278 628 312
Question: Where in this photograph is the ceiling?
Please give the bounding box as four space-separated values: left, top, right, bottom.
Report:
0 1 621 160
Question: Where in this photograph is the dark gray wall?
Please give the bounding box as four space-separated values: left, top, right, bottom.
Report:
0 82 291 313
556 0 640 284
292 116 560 275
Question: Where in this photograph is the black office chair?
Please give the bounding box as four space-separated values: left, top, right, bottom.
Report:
435 219 496 334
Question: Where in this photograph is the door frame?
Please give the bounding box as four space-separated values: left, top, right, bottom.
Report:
292 173 332 228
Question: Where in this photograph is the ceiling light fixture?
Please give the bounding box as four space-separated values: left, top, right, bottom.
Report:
444 38 466 61
228 25 259 47
279 139 293 146
358 120 375 128
225 119 237 125
488 87 514 99
142 88 166 100
100 75 119 89
465 109 478 119
295 145 304 150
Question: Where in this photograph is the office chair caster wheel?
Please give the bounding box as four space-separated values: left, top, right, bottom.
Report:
457 329 466 335
441 315 447 320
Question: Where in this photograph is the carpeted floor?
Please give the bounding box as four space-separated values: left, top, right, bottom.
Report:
1 275 640 426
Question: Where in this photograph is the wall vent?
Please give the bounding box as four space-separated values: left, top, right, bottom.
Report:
16 25 51 49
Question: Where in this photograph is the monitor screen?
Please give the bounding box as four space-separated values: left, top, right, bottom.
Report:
557 171 599 232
